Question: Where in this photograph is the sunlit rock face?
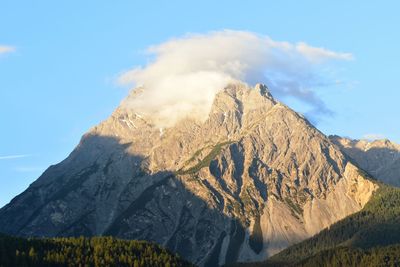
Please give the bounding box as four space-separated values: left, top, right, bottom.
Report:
0 82 377 266
331 136 400 187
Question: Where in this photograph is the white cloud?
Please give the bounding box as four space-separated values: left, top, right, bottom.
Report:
118 30 352 127
0 45 16 54
362 133 386 141
295 42 353 63
0 154 30 160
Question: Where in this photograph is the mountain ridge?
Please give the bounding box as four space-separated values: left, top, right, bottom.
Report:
330 135 400 187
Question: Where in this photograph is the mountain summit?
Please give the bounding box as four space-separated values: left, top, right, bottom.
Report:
0 83 377 266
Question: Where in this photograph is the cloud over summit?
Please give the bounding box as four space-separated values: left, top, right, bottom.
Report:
119 30 352 127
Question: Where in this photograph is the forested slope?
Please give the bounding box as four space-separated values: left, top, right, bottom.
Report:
0 234 193 267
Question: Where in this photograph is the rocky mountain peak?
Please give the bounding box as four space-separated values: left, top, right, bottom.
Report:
254 83 271 97
0 82 378 266
214 82 275 107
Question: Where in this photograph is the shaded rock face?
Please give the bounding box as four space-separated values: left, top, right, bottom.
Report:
0 83 377 266
330 136 400 187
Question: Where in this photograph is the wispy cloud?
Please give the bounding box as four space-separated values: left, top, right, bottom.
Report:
118 30 353 127
0 45 16 54
0 154 31 160
295 42 353 63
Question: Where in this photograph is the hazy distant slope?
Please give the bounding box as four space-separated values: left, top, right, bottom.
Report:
331 136 400 186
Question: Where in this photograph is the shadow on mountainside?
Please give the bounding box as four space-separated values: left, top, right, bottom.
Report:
0 134 258 266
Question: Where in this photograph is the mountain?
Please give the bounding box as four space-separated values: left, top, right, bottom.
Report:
330 136 400 187
0 233 192 267
0 83 378 266
234 184 400 266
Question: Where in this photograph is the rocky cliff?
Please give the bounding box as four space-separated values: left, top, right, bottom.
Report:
0 83 377 266
331 136 400 187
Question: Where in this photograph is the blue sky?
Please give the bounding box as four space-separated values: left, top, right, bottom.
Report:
0 1 399 207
